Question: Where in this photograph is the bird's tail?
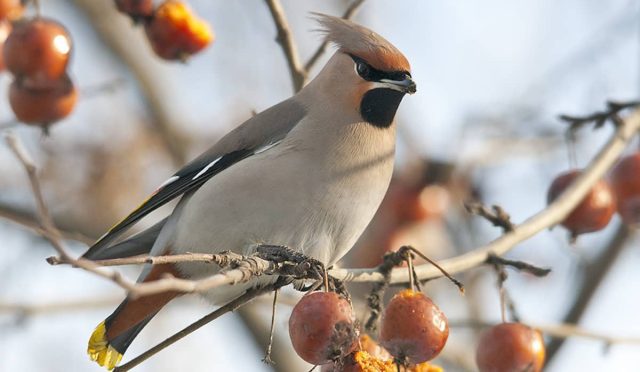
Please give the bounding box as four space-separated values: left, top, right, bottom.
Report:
88 264 182 370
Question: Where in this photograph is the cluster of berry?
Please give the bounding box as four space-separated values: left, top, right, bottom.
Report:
115 0 213 61
289 290 448 371
1 1 76 130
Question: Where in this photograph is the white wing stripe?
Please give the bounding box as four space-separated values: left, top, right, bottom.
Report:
193 156 222 180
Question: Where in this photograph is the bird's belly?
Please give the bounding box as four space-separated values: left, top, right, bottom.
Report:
172 145 393 303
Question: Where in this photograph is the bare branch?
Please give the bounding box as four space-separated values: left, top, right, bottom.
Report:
264 0 307 92
0 203 94 245
485 254 551 277
0 297 120 316
5 132 140 293
449 320 640 346
304 0 367 72
465 202 515 233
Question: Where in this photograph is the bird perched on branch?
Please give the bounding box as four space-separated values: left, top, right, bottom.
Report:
84 13 416 370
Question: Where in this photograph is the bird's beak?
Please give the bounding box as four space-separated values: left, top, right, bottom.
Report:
379 74 417 95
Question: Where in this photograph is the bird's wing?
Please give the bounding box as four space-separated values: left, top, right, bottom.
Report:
82 218 167 260
81 99 307 259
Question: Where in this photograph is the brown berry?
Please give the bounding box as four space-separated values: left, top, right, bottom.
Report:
9 75 77 127
380 289 449 364
115 0 154 19
3 18 72 81
0 0 23 21
144 0 213 60
476 323 545 372
289 292 358 365
610 153 640 225
547 169 616 237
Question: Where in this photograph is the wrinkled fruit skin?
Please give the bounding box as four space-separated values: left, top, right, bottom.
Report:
289 292 358 365
547 169 616 236
610 153 640 225
9 75 77 126
0 0 23 21
115 0 154 18
3 18 72 81
144 0 213 60
476 323 545 372
380 290 449 364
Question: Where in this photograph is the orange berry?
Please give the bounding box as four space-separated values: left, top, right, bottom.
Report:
610 153 640 225
476 323 545 372
289 292 358 365
547 169 616 237
9 75 77 127
380 289 449 364
3 18 72 82
0 0 23 21
144 0 213 60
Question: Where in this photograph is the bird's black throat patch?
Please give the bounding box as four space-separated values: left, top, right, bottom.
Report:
360 88 405 128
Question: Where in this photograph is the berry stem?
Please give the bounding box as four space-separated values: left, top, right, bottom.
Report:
407 252 415 292
32 0 41 17
262 289 278 365
565 129 578 169
323 267 329 292
403 246 464 293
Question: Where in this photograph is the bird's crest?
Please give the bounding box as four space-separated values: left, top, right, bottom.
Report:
313 13 410 73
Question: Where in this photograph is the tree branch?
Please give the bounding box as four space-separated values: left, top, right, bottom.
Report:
264 0 307 92
450 320 640 346
0 203 94 245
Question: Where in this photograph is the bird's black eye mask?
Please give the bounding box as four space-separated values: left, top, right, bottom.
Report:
349 54 410 82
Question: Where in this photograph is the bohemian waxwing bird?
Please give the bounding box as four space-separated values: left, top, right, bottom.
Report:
84 13 416 370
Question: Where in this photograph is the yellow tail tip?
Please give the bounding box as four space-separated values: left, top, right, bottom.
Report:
88 321 123 370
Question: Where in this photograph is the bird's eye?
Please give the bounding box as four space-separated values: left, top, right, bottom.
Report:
356 61 370 78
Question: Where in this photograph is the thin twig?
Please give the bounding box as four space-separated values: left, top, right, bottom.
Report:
47 252 246 267
113 280 289 372
404 246 464 293
0 297 120 315
465 202 515 233
5 132 154 295
449 320 640 345
264 0 307 92
304 0 367 72
485 254 551 277
262 289 279 365
489 258 508 323
0 203 94 245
